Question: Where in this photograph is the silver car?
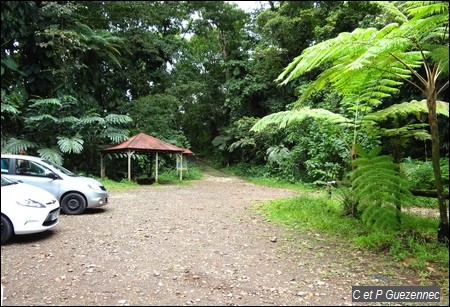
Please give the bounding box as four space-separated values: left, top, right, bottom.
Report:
1 154 109 215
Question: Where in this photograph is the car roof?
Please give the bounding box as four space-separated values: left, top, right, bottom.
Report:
1 154 44 161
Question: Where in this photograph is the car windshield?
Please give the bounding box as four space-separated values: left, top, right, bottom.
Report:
42 159 77 176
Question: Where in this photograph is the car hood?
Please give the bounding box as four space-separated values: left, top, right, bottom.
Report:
78 176 104 188
2 182 58 206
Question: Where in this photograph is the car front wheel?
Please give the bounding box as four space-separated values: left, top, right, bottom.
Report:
1 215 13 245
61 193 86 215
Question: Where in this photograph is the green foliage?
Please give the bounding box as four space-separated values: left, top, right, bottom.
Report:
266 145 290 165
36 148 64 166
213 117 268 165
401 157 449 190
257 182 448 275
97 177 140 191
57 135 84 154
352 145 414 231
0 89 22 117
251 107 351 132
1 137 37 154
365 99 449 121
250 111 357 183
335 186 358 217
270 1 448 242
156 164 202 184
1 95 131 165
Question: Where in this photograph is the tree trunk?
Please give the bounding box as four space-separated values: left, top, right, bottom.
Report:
427 93 449 244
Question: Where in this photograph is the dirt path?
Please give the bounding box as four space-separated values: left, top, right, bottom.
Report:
1 169 447 306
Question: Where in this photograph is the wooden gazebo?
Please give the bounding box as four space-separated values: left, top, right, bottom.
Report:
100 133 191 182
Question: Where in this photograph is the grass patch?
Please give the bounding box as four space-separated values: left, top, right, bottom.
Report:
244 173 448 280
259 195 365 240
222 165 319 194
156 165 203 183
97 177 140 190
98 165 203 191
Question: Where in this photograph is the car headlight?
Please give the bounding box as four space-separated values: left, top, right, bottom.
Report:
16 198 46 208
87 184 102 192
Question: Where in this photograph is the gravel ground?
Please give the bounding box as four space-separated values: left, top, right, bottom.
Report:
1 169 448 306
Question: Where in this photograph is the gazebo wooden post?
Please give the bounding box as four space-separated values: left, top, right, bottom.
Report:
179 153 183 181
100 154 105 178
155 152 159 183
127 150 134 181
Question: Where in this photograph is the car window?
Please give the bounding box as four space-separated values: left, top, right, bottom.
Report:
1 158 9 174
15 159 49 177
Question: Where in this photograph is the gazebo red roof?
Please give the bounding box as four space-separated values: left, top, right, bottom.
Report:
182 148 194 155
102 133 184 154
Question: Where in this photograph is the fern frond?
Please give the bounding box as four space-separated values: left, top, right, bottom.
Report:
99 128 129 143
267 145 290 165
59 116 79 124
405 2 448 20
251 108 351 133
365 99 449 122
373 2 408 23
28 98 62 108
105 114 133 125
360 203 399 231
0 103 20 115
57 136 84 154
351 145 414 230
25 114 58 123
1 138 37 154
229 138 256 152
379 125 430 139
37 148 63 165
79 115 105 125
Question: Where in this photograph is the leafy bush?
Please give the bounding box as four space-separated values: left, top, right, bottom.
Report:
401 157 449 190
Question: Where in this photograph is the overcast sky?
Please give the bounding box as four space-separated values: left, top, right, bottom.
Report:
230 1 268 12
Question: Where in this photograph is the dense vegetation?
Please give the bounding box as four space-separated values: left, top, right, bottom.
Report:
1 2 448 242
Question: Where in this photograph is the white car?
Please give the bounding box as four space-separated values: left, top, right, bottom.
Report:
1 154 109 215
1 176 60 245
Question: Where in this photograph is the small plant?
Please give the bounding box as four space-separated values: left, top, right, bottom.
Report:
352 145 414 231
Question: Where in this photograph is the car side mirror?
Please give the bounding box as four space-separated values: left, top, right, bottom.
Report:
47 172 59 180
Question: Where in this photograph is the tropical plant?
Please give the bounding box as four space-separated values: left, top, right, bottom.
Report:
352 145 414 230
252 1 449 242
1 96 132 164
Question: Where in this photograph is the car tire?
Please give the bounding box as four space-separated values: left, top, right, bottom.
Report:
61 193 86 215
1 215 13 245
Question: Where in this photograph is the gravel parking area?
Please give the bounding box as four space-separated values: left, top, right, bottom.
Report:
1 171 448 306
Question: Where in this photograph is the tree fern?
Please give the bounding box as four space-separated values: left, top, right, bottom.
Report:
251 107 351 133
1 90 21 117
228 137 256 152
266 145 290 165
28 98 62 108
267 0 449 242
79 115 105 125
57 136 84 154
352 145 414 231
99 128 130 144
1 138 37 154
105 114 133 125
37 148 64 165
364 99 449 122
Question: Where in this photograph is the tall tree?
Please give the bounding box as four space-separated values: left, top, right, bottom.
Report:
1 1 132 170
254 1 449 242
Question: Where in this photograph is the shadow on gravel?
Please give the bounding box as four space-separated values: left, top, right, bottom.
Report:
6 229 59 245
